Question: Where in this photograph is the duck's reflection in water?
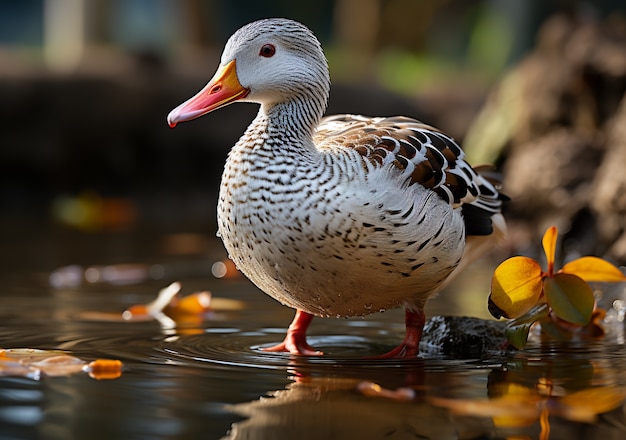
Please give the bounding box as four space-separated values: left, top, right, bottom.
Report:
223 376 489 440
222 351 626 440
222 356 490 440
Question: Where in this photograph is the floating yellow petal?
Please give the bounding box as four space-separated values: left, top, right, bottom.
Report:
542 226 558 275
561 256 626 283
490 256 544 318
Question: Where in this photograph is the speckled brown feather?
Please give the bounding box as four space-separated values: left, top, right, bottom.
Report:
315 115 503 236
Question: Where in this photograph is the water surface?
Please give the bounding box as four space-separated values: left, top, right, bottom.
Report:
1 224 625 439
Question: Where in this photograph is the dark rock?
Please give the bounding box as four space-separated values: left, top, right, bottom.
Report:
421 315 508 357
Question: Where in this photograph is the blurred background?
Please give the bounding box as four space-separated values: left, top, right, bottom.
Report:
1 0 626 274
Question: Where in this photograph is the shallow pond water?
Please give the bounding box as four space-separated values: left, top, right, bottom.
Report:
1 224 626 439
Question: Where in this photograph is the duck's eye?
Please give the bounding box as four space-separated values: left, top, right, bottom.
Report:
259 44 276 58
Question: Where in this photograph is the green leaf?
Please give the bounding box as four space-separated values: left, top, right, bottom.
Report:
490 256 544 319
544 273 594 326
504 303 550 349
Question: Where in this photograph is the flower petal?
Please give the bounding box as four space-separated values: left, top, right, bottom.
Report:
542 226 558 276
490 256 544 319
561 256 626 283
544 273 594 326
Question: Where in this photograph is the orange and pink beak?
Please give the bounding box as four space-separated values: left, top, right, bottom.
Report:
167 60 249 128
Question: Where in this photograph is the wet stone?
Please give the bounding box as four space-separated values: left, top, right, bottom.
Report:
421 315 508 357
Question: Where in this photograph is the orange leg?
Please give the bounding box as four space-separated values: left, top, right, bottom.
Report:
263 310 323 356
376 308 425 358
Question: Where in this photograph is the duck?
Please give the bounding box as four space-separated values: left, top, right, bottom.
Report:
167 18 506 358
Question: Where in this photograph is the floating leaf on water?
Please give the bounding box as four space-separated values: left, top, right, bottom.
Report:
123 282 225 324
1 349 123 380
86 359 123 380
122 304 152 321
1 348 68 362
544 273 594 326
148 281 182 314
0 357 38 378
561 256 626 283
490 256 543 319
167 291 212 315
31 355 86 377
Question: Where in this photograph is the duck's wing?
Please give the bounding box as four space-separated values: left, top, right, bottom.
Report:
314 115 505 236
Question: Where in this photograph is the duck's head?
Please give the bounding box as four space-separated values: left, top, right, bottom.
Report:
167 18 330 128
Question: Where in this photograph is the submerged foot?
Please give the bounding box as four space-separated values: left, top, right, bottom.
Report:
374 341 419 359
370 308 425 359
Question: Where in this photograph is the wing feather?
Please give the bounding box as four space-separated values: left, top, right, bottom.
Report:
314 115 505 236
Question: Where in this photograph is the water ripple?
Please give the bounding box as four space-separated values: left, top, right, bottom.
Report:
86 330 499 380
1 322 508 378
